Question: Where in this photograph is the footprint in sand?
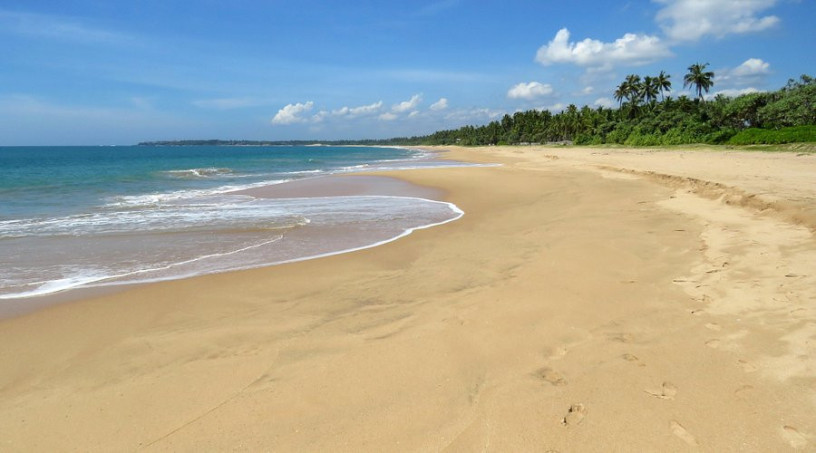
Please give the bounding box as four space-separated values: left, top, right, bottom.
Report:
734 384 754 399
609 332 635 343
704 322 722 331
646 381 678 400
670 420 699 447
536 367 568 386
561 404 587 426
622 353 647 367
705 339 721 349
781 426 809 450
738 359 758 372
622 353 639 362
545 346 568 361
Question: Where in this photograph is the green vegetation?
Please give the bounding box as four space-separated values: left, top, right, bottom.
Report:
141 71 815 149
727 126 816 145
415 72 816 147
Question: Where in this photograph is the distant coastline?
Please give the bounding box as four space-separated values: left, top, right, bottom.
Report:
137 139 419 147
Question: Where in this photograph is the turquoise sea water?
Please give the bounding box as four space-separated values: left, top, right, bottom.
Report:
0 145 464 300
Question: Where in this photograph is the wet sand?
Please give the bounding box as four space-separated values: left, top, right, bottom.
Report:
231 174 445 200
0 174 451 320
1 145 814 451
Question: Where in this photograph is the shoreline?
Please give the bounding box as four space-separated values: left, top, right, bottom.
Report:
0 144 459 312
1 146 815 450
0 173 461 320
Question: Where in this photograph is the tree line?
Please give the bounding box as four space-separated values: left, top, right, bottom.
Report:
142 65 814 148
408 65 815 147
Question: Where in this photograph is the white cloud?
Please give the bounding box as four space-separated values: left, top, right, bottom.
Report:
539 103 566 113
271 101 313 125
582 86 595 95
507 81 554 100
311 110 329 123
444 107 505 123
535 28 671 69
732 58 771 77
331 101 383 118
430 98 449 111
654 0 780 42
378 112 398 121
392 94 422 113
716 58 772 87
706 87 762 100
594 97 615 108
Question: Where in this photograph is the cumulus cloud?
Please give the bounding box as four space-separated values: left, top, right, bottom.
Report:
594 97 615 108
717 58 772 87
311 110 328 123
378 112 398 121
430 98 449 111
706 87 762 100
655 0 780 42
507 82 554 100
392 94 422 113
443 107 505 123
732 58 771 77
271 101 313 125
331 101 383 118
539 103 566 113
535 28 671 69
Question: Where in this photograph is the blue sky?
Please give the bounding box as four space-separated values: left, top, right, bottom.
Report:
1 0 813 145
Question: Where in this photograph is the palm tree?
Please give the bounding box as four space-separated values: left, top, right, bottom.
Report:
676 95 693 112
624 74 642 104
641 76 659 105
656 70 672 101
683 63 715 101
613 83 627 108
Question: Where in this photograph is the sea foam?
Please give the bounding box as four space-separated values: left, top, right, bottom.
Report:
0 145 473 302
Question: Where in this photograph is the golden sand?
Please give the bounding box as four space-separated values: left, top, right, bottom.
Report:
1 146 815 451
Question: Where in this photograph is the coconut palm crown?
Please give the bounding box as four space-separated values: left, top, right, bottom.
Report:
656 70 672 100
683 63 714 101
641 76 659 105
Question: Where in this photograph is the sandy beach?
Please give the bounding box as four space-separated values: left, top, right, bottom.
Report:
2 145 815 451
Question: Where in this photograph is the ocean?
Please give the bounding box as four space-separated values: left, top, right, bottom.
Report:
0 145 465 301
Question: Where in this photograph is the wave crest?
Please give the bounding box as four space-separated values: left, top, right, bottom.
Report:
162 167 235 179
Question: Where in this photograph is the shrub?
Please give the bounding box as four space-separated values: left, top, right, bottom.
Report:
727 125 816 145
703 128 738 144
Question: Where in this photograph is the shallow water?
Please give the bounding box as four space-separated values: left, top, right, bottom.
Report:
0 145 467 301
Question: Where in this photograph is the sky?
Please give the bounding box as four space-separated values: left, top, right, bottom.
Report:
0 0 813 145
